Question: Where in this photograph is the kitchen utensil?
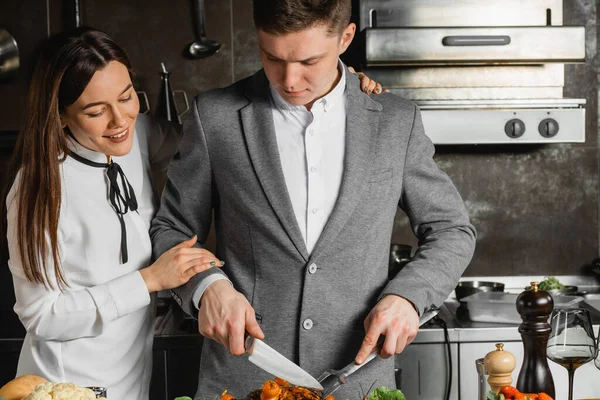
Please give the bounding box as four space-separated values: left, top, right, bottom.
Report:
245 336 324 390
186 0 221 59
389 244 411 279
475 358 489 400
156 63 189 125
85 387 107 398
0 29 19 78
73 0 82 27
317 307 440 397
455 280 505 302
516 282 555 398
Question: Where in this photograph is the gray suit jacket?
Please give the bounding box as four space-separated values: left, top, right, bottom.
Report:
150 66 476 399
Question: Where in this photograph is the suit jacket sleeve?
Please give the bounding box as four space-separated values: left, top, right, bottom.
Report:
150 97 229 316
379 105 476 315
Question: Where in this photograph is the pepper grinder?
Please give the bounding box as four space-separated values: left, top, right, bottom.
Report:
516 281 555 398
484 343 516 394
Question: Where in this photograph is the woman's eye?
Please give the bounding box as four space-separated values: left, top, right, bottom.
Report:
119 95 132 103
87 109 105 118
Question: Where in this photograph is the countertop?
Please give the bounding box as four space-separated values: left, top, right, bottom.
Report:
415 274 600 344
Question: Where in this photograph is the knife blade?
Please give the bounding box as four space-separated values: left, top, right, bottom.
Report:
245 336 324 390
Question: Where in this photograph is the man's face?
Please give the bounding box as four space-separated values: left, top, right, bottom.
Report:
258 23 355 109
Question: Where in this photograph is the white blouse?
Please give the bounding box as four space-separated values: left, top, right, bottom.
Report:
6 114 175 400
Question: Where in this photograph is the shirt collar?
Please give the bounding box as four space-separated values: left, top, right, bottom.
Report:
269 59 346 113
66 135 113 164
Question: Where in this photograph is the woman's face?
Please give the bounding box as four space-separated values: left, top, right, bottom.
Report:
61 60 139 157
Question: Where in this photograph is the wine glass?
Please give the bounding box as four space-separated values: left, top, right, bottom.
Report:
546 308 597 400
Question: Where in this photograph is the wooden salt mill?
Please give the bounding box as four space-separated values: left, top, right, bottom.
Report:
516 281 555 398
484 343 516 394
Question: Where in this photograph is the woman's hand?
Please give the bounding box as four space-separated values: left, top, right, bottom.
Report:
348 66 388 95
140 235 221 293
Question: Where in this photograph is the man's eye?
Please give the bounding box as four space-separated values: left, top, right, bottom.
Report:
303 60 319 66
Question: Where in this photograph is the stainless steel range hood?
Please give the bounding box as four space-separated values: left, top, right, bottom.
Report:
359 0 586 145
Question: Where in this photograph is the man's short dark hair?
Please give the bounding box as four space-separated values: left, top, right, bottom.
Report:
253 0 352 36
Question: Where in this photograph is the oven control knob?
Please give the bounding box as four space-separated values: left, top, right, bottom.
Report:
538 118 559 138
505 119 525 138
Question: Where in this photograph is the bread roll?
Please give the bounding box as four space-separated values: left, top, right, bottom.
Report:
0 375 47 400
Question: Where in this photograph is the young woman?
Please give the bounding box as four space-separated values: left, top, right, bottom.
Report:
1 27 221 399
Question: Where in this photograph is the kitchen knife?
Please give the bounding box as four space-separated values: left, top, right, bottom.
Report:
245 336 324 390
245 307 440 393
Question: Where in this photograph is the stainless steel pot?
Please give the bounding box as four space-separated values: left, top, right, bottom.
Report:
455 280 505 302
0 29 19 78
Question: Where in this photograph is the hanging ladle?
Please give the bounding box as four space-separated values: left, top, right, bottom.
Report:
186 0 221 59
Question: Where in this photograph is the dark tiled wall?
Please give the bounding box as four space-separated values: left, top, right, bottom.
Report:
0 0 598 278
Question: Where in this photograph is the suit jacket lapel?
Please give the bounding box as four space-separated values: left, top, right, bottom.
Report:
241 71 309 261
310 68 382 259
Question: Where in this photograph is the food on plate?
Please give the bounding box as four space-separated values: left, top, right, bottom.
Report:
0 375 47 400
221 379 408 400
22 382 107 400
486 386 553 400
221 377 333 400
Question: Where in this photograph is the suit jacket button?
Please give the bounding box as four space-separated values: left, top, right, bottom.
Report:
308 263 318 274
303 319 314 330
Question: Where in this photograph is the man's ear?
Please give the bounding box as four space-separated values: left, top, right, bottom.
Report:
339 23 356 54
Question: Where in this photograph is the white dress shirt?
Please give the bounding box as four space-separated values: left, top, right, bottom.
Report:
270 63 347 253
191 63 347 308
7 125 157 399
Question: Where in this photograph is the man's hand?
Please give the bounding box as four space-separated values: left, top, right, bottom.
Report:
355 295 420 364
198 280 265 355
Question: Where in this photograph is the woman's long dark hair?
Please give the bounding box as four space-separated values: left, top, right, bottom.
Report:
1 27 133 290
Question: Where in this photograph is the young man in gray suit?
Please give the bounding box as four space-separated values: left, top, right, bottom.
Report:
151 0 476 398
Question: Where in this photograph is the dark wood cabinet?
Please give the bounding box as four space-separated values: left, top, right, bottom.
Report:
150 335 204 400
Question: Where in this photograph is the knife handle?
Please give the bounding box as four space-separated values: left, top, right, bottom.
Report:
338 346 380 382
244 333 254 354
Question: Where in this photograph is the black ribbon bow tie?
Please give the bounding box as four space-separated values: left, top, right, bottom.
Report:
69 151 138 263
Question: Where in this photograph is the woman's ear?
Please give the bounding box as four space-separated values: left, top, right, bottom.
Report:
59 115 67 129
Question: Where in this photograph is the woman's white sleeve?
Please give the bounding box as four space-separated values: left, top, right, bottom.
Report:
6 178 150 341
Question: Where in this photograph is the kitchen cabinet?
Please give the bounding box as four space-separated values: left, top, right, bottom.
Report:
395 342 459 400
0 338 22 387
150 334 204 400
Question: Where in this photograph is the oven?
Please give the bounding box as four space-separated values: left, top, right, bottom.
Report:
358 0 586 144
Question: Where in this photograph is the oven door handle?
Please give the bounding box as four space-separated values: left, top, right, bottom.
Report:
442 35 511 46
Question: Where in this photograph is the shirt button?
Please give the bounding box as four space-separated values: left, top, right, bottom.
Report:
308 263 318 274
307 129 314 136
303 319 314 330
312 208 319 214
310 166 318 173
